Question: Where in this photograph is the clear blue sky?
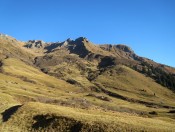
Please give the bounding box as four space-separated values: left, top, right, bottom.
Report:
0 0 175 67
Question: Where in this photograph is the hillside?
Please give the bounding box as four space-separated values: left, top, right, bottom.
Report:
0 34 175 132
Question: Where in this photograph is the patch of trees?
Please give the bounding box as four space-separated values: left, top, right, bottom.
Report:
98 56 116 68
132 62 175 91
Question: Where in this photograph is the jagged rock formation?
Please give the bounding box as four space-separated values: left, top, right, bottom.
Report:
25 40 46 49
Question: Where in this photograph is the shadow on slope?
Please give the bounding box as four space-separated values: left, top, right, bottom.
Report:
1 105 22 122
32 114 83 132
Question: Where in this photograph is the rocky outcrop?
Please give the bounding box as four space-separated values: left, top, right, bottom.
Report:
114 44 134 53
25 40 46 49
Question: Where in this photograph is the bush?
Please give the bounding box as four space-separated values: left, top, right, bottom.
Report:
149 111 158 115
168 110 175 113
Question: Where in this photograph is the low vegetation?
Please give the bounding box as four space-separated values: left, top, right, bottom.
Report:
1 102 175 132
132 61 175 91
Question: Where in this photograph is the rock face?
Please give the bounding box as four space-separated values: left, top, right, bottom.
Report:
114 44 134 53
25 40 46 48
99 44 140 61
23 37 137 61
99 44 134 53
67 37 90 58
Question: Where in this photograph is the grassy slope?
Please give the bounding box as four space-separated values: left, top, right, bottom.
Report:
95 65 175 106
0 37 34 62
2 58 79 91
0 58 81 123
2 102 175 132
0 58 175 131
88 65 175 122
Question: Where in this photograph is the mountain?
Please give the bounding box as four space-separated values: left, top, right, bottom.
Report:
0 34 175 132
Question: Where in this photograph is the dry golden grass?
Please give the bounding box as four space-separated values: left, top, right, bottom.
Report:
95 65 175 106
0 58 175 132
1 102 175 132
0 37 34 61
2 58 80 91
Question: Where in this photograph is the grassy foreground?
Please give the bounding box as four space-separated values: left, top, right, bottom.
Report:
1 102 175 132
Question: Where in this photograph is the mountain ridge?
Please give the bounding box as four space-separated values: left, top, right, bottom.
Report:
1 34 175 89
